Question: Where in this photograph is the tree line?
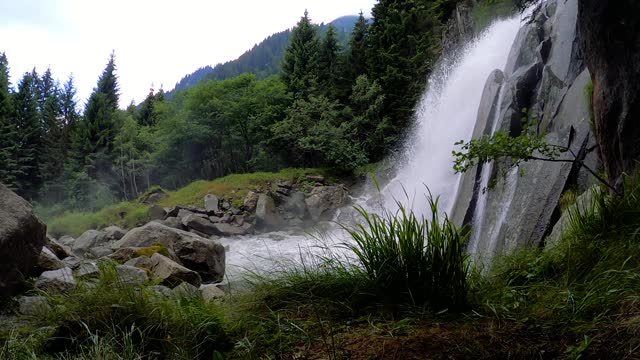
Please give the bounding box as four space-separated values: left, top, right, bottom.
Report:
0 0 458 214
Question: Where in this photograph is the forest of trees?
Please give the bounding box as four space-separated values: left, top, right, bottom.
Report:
0 0 459 215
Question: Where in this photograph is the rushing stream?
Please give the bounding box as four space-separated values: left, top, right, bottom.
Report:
221 13 525 281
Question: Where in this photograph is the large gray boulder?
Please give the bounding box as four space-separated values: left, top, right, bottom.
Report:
148 205 167 221
45 235 73 260
18 296 50 316
72 230 108 257
114 222 225 282
305 186 348 222
0 183 47 297
243 191 259 212
255 194 283 229
212 223 254 237
35 267 76 293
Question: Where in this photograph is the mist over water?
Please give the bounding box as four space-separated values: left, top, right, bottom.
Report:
222 14 524 280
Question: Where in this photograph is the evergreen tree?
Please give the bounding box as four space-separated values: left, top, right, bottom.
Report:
137 86 164 127
0 53 18 188
13 71 43 198
281 10 320 99
317 25 342 99
60 75 79 128
38 68 65 183
81 52 120 177
347 12 370 82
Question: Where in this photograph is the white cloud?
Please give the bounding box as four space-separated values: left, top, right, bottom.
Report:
1 0 375 108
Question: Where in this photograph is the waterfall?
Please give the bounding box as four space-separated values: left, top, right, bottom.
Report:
379 15 523 218
221 13 525 280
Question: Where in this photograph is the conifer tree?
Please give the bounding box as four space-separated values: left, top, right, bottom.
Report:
317 25 342 99
281 10 320 99
13 71 43 198
347 12 369 82
0 53 18 188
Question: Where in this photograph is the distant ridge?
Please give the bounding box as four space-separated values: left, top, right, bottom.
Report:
166 15 359 97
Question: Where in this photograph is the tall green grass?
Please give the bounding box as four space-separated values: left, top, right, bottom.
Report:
344 194 470 309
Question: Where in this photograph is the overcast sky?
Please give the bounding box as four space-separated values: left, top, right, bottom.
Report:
0 0 376 109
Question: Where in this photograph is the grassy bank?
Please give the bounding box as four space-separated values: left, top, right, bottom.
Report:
44 168 330 237
9 177 640 358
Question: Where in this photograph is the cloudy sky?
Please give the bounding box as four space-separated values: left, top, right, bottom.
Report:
0 0 376 108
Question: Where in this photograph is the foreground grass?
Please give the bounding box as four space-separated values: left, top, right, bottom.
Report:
45 168 330 237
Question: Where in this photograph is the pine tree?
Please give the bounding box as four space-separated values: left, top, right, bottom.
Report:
317 25 342 99
0 53 18 188
281 10 320 99
13 71 44 198
137 86 163 127
347 12 369 82
82 52 120 178
60 75 79 129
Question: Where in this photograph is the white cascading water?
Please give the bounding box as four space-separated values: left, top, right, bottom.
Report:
220 13 524 280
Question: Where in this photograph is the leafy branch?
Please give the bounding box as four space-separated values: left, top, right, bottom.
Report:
452 124 619 195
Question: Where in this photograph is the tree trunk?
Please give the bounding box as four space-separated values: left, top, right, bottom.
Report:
578 0 640 192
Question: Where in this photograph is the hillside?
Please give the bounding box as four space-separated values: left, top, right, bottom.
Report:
166 15 359 97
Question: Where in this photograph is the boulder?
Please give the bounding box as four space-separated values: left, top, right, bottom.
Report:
243 191 260 212
62 256 82 270
211 222 254 236
305 186 348 222
103 226 127 241
115 265 148 286
305 175 325 183
182 214 218 236
18 296 50 317
124 255 155 269
546 188 599 248
75 262 99 279
58 235 75 246
171 282 200 300
45 235 73 260
72 230 107 257
255 194 283 229
149 285 172 298
139 188 168 204
37 247 65 271
204 194 220 213
0 183 47 297
155 216 185 230
148 205 167 221
35 268 76 293
200 284 225 302
88 246 113 259
113 222 225 282
147 253 202 287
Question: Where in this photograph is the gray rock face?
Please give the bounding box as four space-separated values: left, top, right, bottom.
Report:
103 226 127 241
456 0 595 264
58 235 75 246
72 230 107 257
546 187 599 248
114 222 225 282
256 194 283 229
35 267 76 293
452 69 505 226
37 247 65 271
147 253 202 287
115 265 148 286
0 183 47 297
305 186 348 222
204 194 220 213
155 216 185 230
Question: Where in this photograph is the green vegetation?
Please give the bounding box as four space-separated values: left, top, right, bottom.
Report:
473 0 518 32
1 261 231 359
45 168 329 236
